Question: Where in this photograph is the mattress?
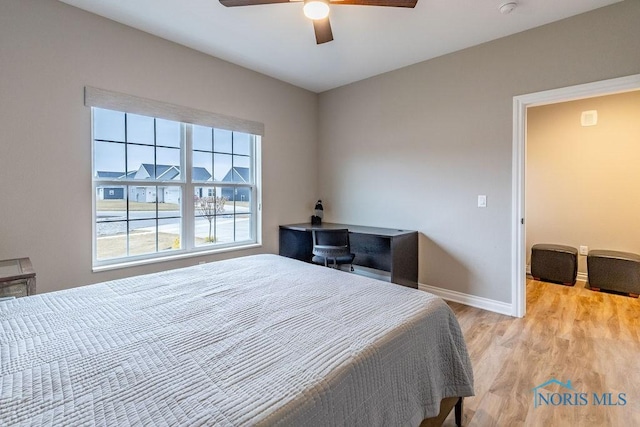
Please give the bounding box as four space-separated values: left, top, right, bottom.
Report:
0 254 473 426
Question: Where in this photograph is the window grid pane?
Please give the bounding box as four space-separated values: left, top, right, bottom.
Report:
95 184 183 261
193 185 252 247
93 107 257 266
94 109 184 183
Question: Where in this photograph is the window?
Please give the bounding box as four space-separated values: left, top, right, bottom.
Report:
92 105 261 269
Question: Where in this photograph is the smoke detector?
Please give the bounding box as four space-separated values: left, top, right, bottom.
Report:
581 110 598 127
499 2 518 14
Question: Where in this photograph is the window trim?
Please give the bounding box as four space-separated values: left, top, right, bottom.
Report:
88 88 263 270
92 242 263 273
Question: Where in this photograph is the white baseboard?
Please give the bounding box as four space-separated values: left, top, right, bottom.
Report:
419 283 513 317
428 266 590 318
353 268 513 315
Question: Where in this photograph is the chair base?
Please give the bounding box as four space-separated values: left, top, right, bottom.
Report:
312 257 355 272
312 255 355 271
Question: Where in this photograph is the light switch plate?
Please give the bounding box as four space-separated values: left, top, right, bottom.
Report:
478 195 487 208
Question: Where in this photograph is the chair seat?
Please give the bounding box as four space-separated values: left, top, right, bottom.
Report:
312 245 355 266
312 245 351 259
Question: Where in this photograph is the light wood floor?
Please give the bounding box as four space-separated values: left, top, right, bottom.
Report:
441 278 640 427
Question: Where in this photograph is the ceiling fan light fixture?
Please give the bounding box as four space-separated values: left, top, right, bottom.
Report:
303 0 330 20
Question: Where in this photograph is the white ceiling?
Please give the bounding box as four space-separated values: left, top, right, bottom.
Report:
59 0 622 93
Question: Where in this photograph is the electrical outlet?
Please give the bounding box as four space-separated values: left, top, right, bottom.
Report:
579 246 588 256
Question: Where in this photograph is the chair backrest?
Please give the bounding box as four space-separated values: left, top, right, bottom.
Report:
312 229 351 250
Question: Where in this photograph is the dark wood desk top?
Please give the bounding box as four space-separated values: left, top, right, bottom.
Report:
280 222 416 238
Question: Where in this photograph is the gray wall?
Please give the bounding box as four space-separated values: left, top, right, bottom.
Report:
527 91 640 276
0 0 318 294
2 0 639 303
317 2 640 303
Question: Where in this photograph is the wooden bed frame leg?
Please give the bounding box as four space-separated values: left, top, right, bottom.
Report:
455 397 463 427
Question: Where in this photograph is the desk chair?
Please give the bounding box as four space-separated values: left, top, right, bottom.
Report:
311 229 355 271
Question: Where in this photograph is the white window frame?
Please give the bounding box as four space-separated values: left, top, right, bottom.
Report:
87 87 263 271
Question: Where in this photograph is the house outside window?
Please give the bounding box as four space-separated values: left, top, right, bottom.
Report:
90 97 261 270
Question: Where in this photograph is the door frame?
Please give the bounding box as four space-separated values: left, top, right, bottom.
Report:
511 73 640 318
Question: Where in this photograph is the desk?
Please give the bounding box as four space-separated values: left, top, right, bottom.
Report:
279 223 418 288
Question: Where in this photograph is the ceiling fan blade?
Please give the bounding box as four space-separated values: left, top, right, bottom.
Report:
219 0 291 7
330 0 417 7
313 18 334 44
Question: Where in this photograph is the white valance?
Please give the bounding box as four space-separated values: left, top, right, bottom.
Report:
85 86 264 136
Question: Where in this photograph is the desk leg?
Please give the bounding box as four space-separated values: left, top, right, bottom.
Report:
390 232 418 288
279 228 313 262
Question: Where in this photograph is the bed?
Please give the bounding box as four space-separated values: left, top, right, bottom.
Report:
0 254 473 426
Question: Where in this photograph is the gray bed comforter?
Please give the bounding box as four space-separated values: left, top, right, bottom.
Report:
0 254 473 426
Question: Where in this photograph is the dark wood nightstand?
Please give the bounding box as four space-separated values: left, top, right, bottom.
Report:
0 258 36 299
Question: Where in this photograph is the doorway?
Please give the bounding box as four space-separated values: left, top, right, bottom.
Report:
511 73 640 317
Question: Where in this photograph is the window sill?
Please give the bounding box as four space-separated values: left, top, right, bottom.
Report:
92 243 262 273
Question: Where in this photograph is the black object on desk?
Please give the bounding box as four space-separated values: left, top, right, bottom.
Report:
279 223 418 288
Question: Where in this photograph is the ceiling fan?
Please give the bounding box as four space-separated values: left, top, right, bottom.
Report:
219 0 418 45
